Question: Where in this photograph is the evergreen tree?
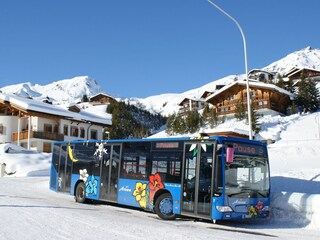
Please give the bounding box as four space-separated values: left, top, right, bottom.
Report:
107 100 156 139
296 75 320 113
290 101 297 115
234 100 246 120
165 114 176 135
81 94 89 102
306 78 320 112
246 99 260 133
275 75 285 89
185 110 200 133
286 79 295 93
201 104 218 128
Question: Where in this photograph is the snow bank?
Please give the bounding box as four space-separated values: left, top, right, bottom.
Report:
0 143 51 177
271 192 320 230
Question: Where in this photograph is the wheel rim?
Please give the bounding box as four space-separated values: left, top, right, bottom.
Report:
77 186 84 200
159 198 173 216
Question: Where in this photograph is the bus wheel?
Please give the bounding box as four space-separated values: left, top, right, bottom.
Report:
75 182 86 203
154 193 176 220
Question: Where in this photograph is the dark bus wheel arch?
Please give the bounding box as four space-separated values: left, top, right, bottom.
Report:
154 192 176 220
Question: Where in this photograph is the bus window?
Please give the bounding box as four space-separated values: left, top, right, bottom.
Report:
71 142 101 177
120 142 150 180
151 152 182 183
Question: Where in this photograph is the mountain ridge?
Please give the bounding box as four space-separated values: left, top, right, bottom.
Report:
1 47 320 116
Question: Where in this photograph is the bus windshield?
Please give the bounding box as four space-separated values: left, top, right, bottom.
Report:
225 155 270 198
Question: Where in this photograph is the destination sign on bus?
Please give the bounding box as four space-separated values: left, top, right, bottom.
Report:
155 142 179 149
225 141 267 157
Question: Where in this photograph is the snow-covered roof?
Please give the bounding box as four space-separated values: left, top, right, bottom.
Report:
248 69 276 75
205 80 295 102
284 67 320 78
178 97 205 106
90 92 115 100
0 93 111 126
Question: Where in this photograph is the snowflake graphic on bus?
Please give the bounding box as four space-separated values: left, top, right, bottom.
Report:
133 173 164 208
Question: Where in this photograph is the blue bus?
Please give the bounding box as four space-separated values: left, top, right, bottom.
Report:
49 136 270 222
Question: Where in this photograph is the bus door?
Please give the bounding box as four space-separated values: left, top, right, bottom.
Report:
57 144 72 193
100 144 121 202
181 141 215 219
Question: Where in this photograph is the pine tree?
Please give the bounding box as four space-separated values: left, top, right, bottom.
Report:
286 79 295 93
291 101 297 114
208 108 218 128
81 94 89 102
185 110 200 133
306 78 320 112
201 105 218 128
275 75 285 89
296 75 320 113
234 100 246 120
246 99 260 133
165 114 176 135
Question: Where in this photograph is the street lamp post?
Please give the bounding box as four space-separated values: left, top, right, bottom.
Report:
207 0 253 139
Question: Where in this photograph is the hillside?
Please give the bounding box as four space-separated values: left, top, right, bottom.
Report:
1 46 319 119
128 47 320 116
0 76 103 104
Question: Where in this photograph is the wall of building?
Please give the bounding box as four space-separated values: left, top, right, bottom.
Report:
60 119 103 141
0 116 18 143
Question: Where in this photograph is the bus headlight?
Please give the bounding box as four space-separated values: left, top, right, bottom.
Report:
216 206 233 212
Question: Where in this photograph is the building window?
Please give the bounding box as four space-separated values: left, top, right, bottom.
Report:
90 129 98 140
54 125 59 133
80 128 85 138
63 125 69 136
44 124 53 133
71 126 79 137
230 95 234 100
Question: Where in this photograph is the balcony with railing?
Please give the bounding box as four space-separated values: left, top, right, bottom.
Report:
216 99 273 115
12 131 64 142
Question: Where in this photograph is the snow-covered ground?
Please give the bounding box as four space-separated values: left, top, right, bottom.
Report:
0 112 320 239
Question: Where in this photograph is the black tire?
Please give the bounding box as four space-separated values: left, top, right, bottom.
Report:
154 193 176 220
75 182 86 203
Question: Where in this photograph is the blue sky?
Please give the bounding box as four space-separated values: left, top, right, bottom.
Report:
0 0 319 98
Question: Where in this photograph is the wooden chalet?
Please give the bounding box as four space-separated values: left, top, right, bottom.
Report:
89 93 116 105
283 67 320 81
205 81 294 117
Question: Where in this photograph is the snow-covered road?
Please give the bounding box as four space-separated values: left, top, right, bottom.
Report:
0 177 319 240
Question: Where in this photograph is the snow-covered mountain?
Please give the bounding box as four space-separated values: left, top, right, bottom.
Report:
1 47 320 115
263 46 320 74
0 76 103 104
132 47 320 116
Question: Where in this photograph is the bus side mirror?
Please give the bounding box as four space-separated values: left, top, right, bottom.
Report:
226 147 234 163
